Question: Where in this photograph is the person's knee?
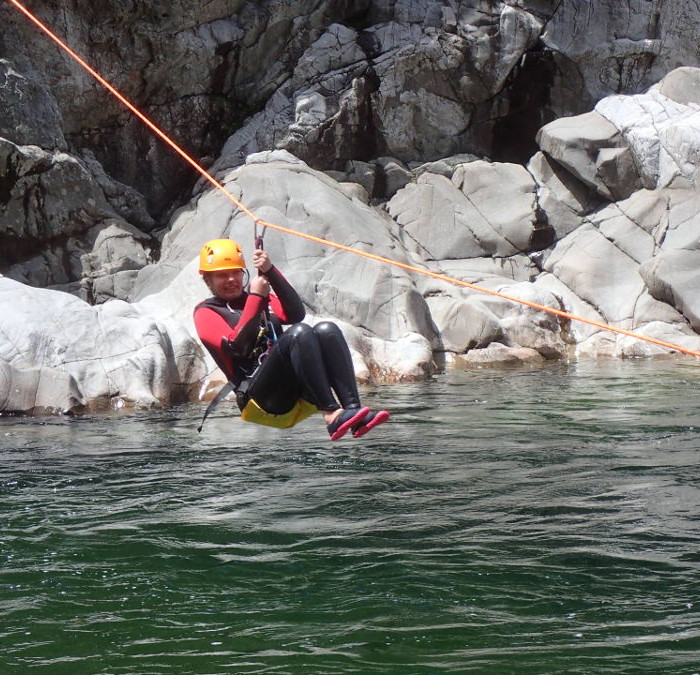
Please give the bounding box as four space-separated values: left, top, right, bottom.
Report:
286 322 314 340
313 321 341 338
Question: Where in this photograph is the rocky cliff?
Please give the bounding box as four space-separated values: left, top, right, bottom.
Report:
2 0 700 413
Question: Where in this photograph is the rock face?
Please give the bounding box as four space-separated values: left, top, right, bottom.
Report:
0 276 198 410
0 138 153 301
0 360 85 415
3 1 700 414
3 1 700 289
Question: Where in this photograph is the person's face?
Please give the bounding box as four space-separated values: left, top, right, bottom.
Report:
208 268 245 300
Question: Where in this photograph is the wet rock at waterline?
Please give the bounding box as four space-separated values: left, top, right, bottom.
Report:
0 360 85 416
0 277 196 411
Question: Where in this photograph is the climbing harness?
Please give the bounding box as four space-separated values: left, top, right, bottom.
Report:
9 0 700 362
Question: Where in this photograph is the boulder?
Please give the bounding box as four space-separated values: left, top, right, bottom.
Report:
0 138 152 301
591 194 659 264
544 223 645 325
374 157 413 199
451 161 543 252
536 111 642 201
640 249 700 331
454 343 546 367
527 151 601 241
656 66 700 106
0 276 189 410
0 360 84 415
596 87 700 190
426 294 505 353
387 159 543 260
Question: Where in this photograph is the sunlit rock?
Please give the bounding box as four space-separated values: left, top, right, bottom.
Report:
387 159 544 260
0 360 84 415
640 250 700 332
536 111 642 201
0 277 187 410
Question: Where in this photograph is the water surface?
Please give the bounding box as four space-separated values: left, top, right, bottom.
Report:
1 360 699 673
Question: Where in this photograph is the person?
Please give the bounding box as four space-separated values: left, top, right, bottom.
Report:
193 238 390 439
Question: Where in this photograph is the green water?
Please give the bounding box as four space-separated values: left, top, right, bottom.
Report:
1 360 699 674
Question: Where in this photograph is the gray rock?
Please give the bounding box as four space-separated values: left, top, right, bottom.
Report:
640 248 700 333
0 58 66 149
0 276 188 409
544 223 645 325
472 282 567 359
536 111 643 201
79 150 155 232
387 159 540 260
0 138 152 301
454 343 546 367
452 161 540 252
374 157 412 199
5 0 700 224
426 294 504 353
340 160 376 196
207 4 545 177
590 194 660 264
439 256 539 285
656 66 700 106
527 151 600 241
596 83 700 191
413 154 479 179
541 0 698 105
335 182 370 204
0 360 85 415
1 0 376 215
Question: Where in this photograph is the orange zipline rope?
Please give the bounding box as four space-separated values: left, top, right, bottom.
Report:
8 0 700 358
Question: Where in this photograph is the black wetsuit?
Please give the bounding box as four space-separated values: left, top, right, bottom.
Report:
193 266 361 414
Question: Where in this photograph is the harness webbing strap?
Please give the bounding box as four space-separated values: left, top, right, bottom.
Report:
196 381 234 433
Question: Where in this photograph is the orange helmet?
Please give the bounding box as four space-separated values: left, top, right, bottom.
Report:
198 239 246 272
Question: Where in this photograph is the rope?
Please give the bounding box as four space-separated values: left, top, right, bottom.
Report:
8 0 700 359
